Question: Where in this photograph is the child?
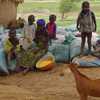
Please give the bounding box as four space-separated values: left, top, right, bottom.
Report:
46 14 57 45
77 1 96 55
35 19 48 51
17 17 25 29
24 15 36 42
4 28 21 72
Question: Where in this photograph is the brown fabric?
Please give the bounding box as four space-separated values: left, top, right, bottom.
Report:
0 0 23 3
0 0 23 26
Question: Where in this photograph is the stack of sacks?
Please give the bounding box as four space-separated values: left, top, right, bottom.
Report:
48 26 100 63
65 24 78 36
49 43 69 62
56 27 67 44
63 33 75 45
72 55 100 67
69 38 90 60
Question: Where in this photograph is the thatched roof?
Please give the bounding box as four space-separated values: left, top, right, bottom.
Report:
0 0 24 3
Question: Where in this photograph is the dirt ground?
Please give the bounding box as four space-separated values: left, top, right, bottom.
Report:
0 64 100 100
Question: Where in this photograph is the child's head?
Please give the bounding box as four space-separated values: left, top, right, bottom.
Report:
17 17 25 28
28 15 35 25
37 19 45 28
36 19 46 33
9 28 16 39
82 1 90 11
49 14 56 23
18 17 22 20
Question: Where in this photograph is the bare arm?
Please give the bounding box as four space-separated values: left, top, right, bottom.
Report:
91 12 97 32
76 13 81 31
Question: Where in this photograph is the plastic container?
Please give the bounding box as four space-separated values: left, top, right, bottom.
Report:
36 52 55 71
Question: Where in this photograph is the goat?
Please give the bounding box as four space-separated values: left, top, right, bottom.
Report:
68 64 100 100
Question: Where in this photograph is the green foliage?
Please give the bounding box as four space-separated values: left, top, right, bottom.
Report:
18 1 100 32
70 0 82 2
18 2 59 13
59 0 75 20
59 0 73 13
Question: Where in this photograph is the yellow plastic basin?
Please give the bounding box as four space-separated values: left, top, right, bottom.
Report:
36 55 55 71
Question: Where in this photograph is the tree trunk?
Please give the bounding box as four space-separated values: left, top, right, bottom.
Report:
61 12 65 21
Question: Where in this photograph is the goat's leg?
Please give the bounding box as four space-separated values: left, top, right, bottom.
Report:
80 94 88 100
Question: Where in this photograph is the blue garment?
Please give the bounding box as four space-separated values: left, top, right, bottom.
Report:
0 48 16 74
0 48 9 74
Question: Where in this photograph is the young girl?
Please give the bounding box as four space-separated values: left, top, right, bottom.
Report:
4 28 21 72
77 1 96 55
35 19 48 51
46 15 57 45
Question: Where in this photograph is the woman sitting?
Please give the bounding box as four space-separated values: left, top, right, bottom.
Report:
17 19 48 74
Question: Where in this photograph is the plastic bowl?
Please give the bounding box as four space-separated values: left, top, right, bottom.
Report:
36 56 55 71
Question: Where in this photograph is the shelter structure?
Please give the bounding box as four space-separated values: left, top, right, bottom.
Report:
0 0 23 26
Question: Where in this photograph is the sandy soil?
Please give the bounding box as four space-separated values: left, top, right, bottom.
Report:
0 64 100 100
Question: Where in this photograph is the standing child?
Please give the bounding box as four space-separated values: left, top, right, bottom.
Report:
46 14 57 45
24 15 36 42
23 15 36 50
77 1 96 55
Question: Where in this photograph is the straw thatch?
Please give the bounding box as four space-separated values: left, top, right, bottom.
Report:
0 0 24 4
0 0 23 26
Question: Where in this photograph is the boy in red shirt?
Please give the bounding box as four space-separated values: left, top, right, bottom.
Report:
46 15 57 45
